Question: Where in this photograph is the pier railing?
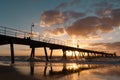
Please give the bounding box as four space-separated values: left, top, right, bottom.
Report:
0 26 67 46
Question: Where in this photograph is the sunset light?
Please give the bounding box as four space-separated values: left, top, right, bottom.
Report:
0 0 120 80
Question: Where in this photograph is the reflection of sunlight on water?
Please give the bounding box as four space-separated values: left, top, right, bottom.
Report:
4 62 120 80
66 51 88 57
66 51 79 56
66 63 78 70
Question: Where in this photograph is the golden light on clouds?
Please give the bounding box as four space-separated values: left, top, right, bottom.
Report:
119 25 120 29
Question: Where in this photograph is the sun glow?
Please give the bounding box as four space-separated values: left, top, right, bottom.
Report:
66 51 89 57
66 39 90 48
67 63 78 70
66 51 79 56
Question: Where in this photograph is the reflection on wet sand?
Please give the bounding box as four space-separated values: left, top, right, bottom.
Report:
0 63 37 80
29 62 105 77
0 62 120 80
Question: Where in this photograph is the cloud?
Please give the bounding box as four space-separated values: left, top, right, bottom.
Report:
55 2 69 10
70 0 81 5
55 0 81 10
40 10 85 27
111 9 120 26
40 10 67 27
50 28 65 35
44 28 66 36
99 17 114 33
63 10 85 19
41 9 120 41
40 1 120 41
64 8 120 38
32 31 40 38
66 16 101 37
97 8 120 27
89 42 120 55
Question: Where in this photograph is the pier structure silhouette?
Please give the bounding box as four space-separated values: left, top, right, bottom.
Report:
0 26 116 64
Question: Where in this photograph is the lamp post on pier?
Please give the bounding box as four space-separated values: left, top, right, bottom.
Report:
31 23 34 39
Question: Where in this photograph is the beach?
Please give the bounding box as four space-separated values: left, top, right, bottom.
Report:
0 64 39 80
0 60 120 80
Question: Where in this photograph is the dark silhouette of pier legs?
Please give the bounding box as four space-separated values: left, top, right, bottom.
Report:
10 42 14 64
30 62 34 76
62 49 67 60
50 49 53 59
30 47 35 61
74 51 78 61
44 62 48 76
87 53 90 57
82 52 85 58
44 47 49 62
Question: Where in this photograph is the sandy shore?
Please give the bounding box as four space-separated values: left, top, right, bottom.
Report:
0 64 40 80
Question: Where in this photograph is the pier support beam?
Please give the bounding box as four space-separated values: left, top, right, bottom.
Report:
74 51 78 61
30 47 35 61
10 42 14 64
30 62 34 76
82 52 85 58
87 53 90 57
62 49 67 60
44 47 49 62
44 62 48 76
50 49 53 59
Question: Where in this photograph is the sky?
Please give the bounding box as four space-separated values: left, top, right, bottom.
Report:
0 0 120 56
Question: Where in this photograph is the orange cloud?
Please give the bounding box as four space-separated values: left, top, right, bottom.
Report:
40 10 67 27
43 28 66 37
89 42 120 55
40 10 85 27
40 7 120 42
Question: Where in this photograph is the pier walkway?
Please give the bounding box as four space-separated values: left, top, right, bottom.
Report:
0 26 116 64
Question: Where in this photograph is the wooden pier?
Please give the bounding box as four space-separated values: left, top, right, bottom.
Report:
0 26 116 64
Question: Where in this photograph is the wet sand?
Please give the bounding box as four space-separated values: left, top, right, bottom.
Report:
0 64 39 80
0 61 120 80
